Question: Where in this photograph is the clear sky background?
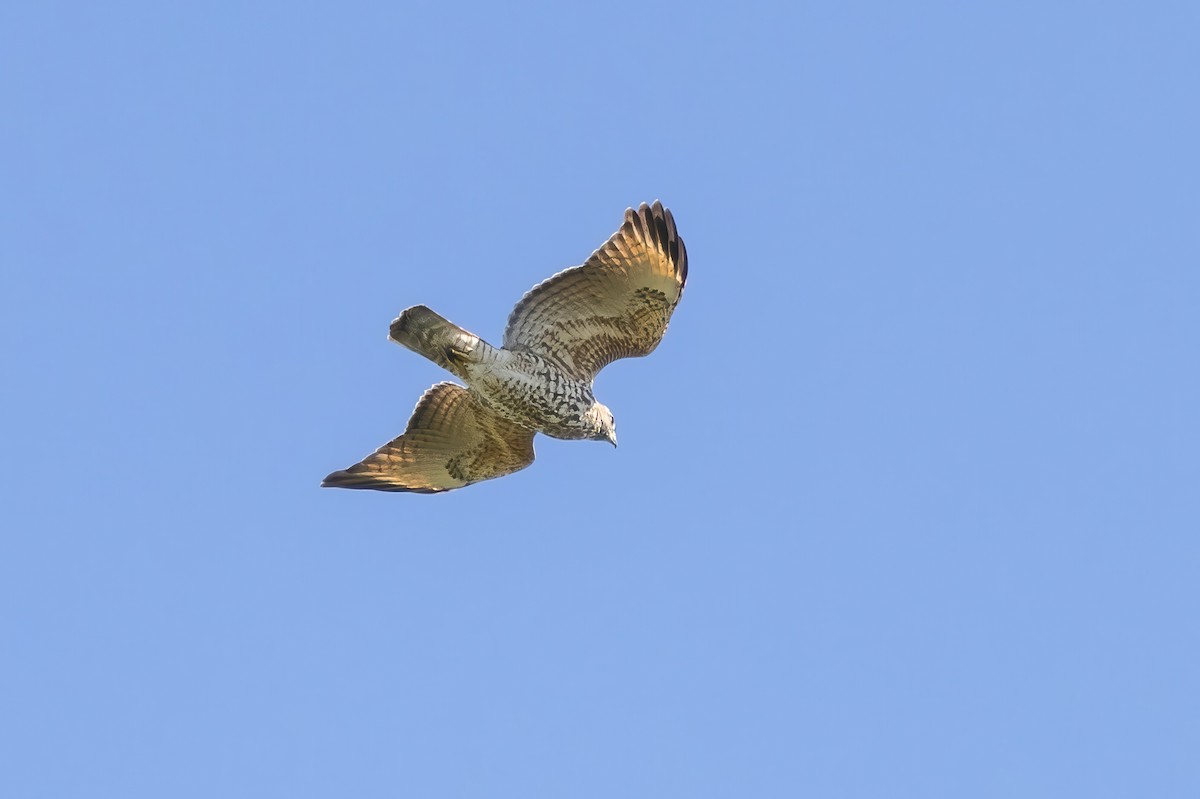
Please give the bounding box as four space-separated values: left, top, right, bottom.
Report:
3 1 1198 796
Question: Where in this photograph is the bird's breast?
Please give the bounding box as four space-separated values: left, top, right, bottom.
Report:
466 351 594 438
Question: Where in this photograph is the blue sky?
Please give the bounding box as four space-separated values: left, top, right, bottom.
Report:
3 1 1198 796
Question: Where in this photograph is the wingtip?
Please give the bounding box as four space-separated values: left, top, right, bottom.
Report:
322 467 449 494
627 200 685 288
322 467 376 490
321 467 448 491
625 200 670 227
321 469 353 488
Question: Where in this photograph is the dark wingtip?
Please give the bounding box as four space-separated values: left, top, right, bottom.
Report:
321 469 357 488
322 468 446 494
633 200 687 290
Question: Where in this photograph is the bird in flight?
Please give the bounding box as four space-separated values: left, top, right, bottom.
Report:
322 201 688 493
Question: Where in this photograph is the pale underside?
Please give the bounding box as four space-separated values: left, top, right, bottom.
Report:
323 201 687 492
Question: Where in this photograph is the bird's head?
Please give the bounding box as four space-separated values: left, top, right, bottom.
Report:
586 402 617 448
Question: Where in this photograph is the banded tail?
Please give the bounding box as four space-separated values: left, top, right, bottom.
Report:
389 305 485 380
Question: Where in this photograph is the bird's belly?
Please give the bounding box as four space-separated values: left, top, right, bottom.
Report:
467 359 593 438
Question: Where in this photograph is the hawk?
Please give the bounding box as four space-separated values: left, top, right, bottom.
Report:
322 201 688 493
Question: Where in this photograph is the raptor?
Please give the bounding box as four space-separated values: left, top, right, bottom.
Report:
322 201 688 493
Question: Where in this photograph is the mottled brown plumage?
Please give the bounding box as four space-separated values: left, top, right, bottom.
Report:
323 201 687 493
505 201 688 380
322 383 535 492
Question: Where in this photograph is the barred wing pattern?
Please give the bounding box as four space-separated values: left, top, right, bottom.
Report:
503 201 688 382
322 382 535 493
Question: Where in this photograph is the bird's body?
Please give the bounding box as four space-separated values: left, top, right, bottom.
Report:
466 351 599 440
323 201 687 493
394 308 600 440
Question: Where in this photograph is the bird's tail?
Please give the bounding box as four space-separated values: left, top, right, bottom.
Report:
389 305 485 380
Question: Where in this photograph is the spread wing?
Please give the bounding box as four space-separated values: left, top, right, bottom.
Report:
322 383 535 493
503 201 688 382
